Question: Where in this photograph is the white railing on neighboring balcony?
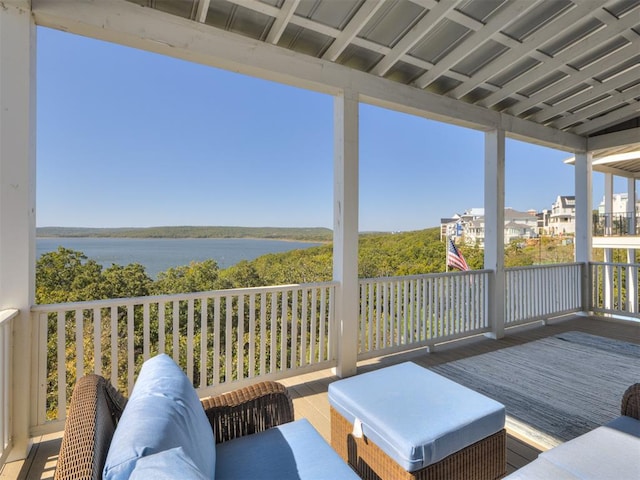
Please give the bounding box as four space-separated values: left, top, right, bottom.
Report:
590 262 639 318
30 282 337 434
357 270 490 358
0 309 18 466
505 263 583 326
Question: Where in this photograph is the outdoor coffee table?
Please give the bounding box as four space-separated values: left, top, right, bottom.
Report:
328 362 506 480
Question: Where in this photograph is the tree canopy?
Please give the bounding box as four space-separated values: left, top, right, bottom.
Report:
36 227 576 303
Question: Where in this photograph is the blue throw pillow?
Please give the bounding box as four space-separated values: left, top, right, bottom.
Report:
103 354 215 479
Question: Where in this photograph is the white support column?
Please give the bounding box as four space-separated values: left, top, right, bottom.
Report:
333 88 359 378
574 151 592 312
603 173 613 310
604 173 613 235
627 178 637 313
0 3 36 460
484 129 505 339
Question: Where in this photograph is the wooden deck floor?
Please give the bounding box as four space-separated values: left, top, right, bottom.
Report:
2 314 638 479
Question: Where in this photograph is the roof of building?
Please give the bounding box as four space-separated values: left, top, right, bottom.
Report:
556 196 576 208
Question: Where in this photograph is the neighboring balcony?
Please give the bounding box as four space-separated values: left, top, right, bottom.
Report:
593 213 640 237
592 213 640 250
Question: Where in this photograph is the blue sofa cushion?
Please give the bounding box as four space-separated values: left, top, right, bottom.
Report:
539 416 640 480
103 354 215 479
328 362 505 472
129 447 209 479
215 418 360 480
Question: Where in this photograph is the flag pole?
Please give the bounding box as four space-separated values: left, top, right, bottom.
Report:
445 236 449 272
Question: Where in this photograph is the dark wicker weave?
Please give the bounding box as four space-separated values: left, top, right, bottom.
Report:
55 377 293 480
54 375 127 480
331 406 506 480
201 381 294 444
621 383 640 420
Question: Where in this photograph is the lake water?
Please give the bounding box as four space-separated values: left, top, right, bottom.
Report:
37 237 323 278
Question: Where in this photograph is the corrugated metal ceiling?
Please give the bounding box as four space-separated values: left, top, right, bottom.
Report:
123 0 640 174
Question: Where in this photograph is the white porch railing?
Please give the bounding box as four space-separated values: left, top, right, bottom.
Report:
28 263 608 436
357 270 491 358
0 309 17 465
30 282 337 434
505 263 583 326
590 262 640 318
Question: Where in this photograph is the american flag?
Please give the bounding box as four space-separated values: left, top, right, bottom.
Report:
447 238 469 271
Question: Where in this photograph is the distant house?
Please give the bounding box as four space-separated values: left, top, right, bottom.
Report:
441 207 538 247
439 215 462 241
597 193 640 215
548 195 575 235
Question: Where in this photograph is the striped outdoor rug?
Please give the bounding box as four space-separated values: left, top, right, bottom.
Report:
430 331 640 449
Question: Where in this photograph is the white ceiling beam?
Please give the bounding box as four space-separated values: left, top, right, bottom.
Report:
449 0 604 100
265 0 299 45
32 0 586 152
553 84 640 130
593 151 640 165
509 34 640 116
487 11 640 111
564 154 640 178
413 1 541 89
322 0 383 61
592 164 640 179
407 0 438 10
370 1 456 77
587 128 640 151
227 0 277 18
4 0 30 9
228 0 455 82
229 0 340 39
195 0 210 23
572 101 640 136
442 8 483 32
532 67 639 123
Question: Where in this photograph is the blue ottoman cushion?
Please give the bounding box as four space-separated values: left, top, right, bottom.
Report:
328 362 505 472
215 418 360 479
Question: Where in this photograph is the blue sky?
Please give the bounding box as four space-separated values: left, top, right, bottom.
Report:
37 27 615 232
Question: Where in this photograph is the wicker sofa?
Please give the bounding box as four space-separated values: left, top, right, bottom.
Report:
54 354 359 479
505 383 640 479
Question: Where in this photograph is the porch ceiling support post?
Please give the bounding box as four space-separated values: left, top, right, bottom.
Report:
484 129 505 339
627 178 637 313
333 88 359 378
0 2 36 460
603 173 613 310
574 151 592 312
604 173 613 235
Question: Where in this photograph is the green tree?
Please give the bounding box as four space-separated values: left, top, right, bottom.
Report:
217 260 263 289
36 247 103 303
102 263 152 298
151 260 220 294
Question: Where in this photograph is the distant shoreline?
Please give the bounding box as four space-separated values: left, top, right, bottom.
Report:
36 235 328 244
36 226 334 243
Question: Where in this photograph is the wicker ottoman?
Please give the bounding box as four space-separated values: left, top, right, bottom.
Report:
328 362 506 480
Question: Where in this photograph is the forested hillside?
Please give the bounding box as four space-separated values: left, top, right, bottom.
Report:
36 227 576 304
